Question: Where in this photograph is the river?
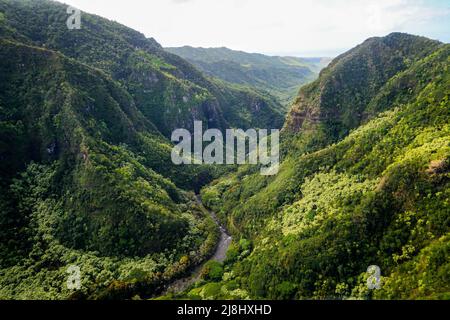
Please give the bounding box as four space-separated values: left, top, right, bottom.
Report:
160 195 232 295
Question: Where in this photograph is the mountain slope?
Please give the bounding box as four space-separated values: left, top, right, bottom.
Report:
0 0 233 299
0 0 284 135
0 0 448 301
166 46 330 106
284 33 442 151
0 38 221 299
188 35 450 300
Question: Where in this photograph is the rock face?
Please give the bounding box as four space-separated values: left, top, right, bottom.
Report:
284 33 441 141
0 0 284 137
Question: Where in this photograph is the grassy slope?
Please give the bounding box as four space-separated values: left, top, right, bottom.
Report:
191 40 449 300
165 46 327 106
0 0 284 136
0 38 220 299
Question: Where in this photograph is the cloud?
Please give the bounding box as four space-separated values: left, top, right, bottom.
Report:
364 0 450 32
62 0 450 56
171 0 195 4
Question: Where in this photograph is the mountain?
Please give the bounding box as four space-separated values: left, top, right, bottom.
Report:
166 46 331 106
0 0 262 299
0 0 284 137
0 0 448 301
284 33 442 148
0 36 226 299
179 33 450 300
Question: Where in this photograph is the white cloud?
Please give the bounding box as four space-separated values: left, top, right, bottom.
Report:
171 0 196 4
61 0 449 56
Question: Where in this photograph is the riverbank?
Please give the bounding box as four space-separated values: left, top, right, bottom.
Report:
159 195 232 296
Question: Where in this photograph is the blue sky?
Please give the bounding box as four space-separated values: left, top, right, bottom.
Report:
63 0 450 57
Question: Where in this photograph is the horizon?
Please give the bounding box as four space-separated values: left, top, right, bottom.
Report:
164 44 337 58
61 0 450 57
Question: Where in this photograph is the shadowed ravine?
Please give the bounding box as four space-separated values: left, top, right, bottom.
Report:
160 195 232 296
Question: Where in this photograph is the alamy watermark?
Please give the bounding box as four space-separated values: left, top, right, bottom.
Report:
367 265 381 290
171 121 280 175
66 265 81 290
66 6 81 30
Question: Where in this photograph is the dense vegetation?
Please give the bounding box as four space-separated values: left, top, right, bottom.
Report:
172 34 450 300
0 0 231 299
0 0 284 137
0 37 223 299
0 0 448 301
166 46 330 106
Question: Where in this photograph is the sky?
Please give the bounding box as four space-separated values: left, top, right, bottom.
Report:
61 0 450 57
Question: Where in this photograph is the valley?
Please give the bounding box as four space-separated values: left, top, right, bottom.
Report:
0 0 448 301
166 46 331 106
161 195 231 296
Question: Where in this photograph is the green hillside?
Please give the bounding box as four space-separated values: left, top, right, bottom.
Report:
0 38 221 299
166 46 330 106
0 0 448 301
284 33 442 146
0 0 284 136
0 0 230 299
178 34 450 300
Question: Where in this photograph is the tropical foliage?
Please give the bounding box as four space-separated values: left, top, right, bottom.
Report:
189 37 450 300
0 0 448 301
